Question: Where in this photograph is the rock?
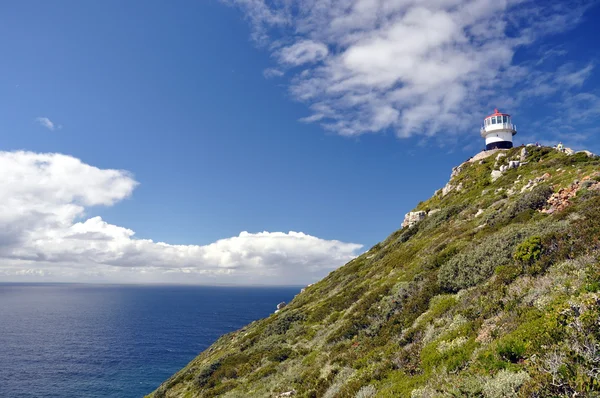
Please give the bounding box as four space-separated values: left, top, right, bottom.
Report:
402 211 426 228
456 182 464 192
276 302 287 311
491 170 503 182
520 148 529 162
442 183 455 197
451 165 463 179
475 209 484 217
565 148 575 155
578 150 597 158
277 390 296 397
428 209 441 216
540 178 600 214
468 149 501 163
508 160 520 169
496 153 507 161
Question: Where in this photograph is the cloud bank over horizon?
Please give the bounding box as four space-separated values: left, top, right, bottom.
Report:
0 151 362 285
226 0 596 141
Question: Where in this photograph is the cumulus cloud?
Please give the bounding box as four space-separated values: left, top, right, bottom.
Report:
0 151 362 284
278 40 329 66
226 0 595 139
35 117 59 131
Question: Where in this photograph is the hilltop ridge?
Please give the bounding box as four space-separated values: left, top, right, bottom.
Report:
150 145 600 397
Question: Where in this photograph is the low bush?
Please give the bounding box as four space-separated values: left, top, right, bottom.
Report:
266 311 306 335
438 225 544 291
496 337 526 363
196 360 222 388
514 236 542 272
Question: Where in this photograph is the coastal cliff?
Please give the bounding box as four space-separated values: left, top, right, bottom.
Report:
150 146 600 397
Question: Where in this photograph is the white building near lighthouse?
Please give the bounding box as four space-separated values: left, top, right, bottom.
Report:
480 109 517 150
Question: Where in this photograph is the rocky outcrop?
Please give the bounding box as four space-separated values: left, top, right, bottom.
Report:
491 147 530 180
491 170 503 182
402 211 426 228
521 173 552 193
275 302 287 313
520 147 528 162
276 390 296 397
542 175 600 214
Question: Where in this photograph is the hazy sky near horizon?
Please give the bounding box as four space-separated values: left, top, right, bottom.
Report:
0 0 599 284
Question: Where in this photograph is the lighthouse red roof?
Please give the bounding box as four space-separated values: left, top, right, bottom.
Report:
486 108 510 118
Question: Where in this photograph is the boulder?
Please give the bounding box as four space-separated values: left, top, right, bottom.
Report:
276 302 287 311
578 150 597 158
508 160 520 169
491 170 503 182
520 148 529 162
442 183 455 197
277 390 296 397
451 165 463 179
402 211 426 228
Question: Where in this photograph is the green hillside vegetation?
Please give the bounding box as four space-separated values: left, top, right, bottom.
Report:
150 146 600 397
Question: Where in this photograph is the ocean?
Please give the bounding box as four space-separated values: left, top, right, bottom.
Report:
0 283 300 397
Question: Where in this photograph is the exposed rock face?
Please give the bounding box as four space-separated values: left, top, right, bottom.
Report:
441 183 455 197
542 175 600 214
402 211 426 228
491 170 503 182
520 148 529 162
578 150 597 158
275 302 287 312
508 160 520 169
276 390 296 397
450 165 462 179
468 149 501 163
521 173 551 193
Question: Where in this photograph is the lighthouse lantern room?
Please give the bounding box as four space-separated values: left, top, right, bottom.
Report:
480 109 517 150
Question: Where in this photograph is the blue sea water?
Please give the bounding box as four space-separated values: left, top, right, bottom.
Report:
0 284 300 398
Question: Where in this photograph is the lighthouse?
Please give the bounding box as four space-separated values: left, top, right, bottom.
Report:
480 109 517 150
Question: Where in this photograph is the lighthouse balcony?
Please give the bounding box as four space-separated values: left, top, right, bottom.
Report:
480 123 517 138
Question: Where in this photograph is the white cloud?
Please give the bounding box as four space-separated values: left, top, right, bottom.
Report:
0 151 362 284
278 40 329 66
226 0 595 138
263 67 285 79
35 117 59 131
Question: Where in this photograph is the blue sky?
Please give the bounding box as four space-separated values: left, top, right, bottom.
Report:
0 0 599 284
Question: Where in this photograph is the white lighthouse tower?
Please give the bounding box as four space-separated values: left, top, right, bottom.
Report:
480 109 517 150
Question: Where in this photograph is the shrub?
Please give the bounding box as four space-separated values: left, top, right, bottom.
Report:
355 385 377 398
482 370 530 398
438 225 544 291
496 337 526 363
266 311 306 335
267 346 293 362
486 186 553 227
494 264 522 285
511 185 553 215
195 360 222 388
514 236 542 265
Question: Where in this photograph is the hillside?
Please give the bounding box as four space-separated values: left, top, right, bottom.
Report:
150 146 600 398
